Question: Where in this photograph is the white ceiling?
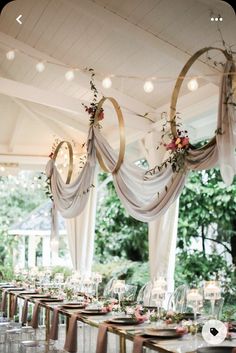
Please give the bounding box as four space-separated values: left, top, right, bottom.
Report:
0 0 235 172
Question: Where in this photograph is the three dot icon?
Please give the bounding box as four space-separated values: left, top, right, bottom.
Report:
211 16 223 21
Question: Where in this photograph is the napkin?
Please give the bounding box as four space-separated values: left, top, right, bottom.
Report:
49 307 60 340
31 301 40 329
132 336 147 353
1 290 7 313
21 298 29 324
96 323 109 353
64 314 79 353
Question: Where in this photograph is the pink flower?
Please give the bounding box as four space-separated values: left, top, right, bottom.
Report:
176 326 188 335
98 110 104 121
181 137 189 147
166 141 176 151
134 307 149 323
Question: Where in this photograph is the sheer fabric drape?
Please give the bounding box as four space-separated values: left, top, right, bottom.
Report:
46 60 236 222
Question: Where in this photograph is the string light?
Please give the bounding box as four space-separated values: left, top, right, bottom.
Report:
102 77 112 89
65 70 75 81
35 61 46 73
187 78 199 91
1 44 232 86
6 50 15 61
143 80 154 93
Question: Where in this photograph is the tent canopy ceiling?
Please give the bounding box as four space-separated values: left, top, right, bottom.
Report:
0 0 235 173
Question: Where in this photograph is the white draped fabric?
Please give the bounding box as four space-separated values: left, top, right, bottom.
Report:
144 131 179 289
45 59 236 276
46 59 236 223
65 169 98 273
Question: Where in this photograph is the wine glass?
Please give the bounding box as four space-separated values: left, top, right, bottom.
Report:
187 288 203 322
204 281 221 318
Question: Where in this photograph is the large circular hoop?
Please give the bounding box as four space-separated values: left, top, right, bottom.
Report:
94 97 125 173
52 141 73 184
169 47 234 150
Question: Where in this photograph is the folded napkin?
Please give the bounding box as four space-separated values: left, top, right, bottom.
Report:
10 296 17 317
49 307 60 340
132 336 147 353
31 302 41 329
1 290 7 313
96 323 109 353
64 314 80 353
21 298 29 324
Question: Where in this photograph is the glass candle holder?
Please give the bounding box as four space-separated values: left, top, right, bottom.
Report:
92 273 102 299
187 288 203 322
113 280 126 307
152 277 167 323
204 281 221 318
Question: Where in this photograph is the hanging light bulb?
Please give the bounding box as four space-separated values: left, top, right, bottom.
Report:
143 80 154 93
36 61 45 73
6 50 15 61
65 70 75 81
187 78 199 91
102 77 112 89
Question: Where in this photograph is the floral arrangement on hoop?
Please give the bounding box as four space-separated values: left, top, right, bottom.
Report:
82 69 104 126
145 113 190 178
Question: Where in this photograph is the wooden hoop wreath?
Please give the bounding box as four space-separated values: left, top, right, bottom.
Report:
94 97 125 173
53 141 73 184
169 47 234 150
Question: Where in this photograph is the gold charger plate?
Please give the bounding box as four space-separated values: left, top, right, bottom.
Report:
143 328 183 338
108 317 139 325
62 303 86 309
79 309 108 315
197 347 235 353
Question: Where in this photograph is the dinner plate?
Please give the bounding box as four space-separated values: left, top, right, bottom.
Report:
197 347 235 353
143 328 183 338
39 298 63 302
108 317 139 325
62 303 86 309
79 309 108 315
143 306 157 310
27 294 51 298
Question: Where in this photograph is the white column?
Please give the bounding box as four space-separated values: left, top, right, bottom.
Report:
42 236 51 267
18 236 25 268
51 237 59 266
66 168 98 275
144 130 179 292
28 235 36 268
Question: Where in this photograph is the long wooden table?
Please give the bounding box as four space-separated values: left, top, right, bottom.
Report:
1 286 236 353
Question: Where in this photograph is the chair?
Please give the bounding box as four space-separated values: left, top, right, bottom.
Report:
137 282 156 306
103 278 117 298
167 284 188 313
